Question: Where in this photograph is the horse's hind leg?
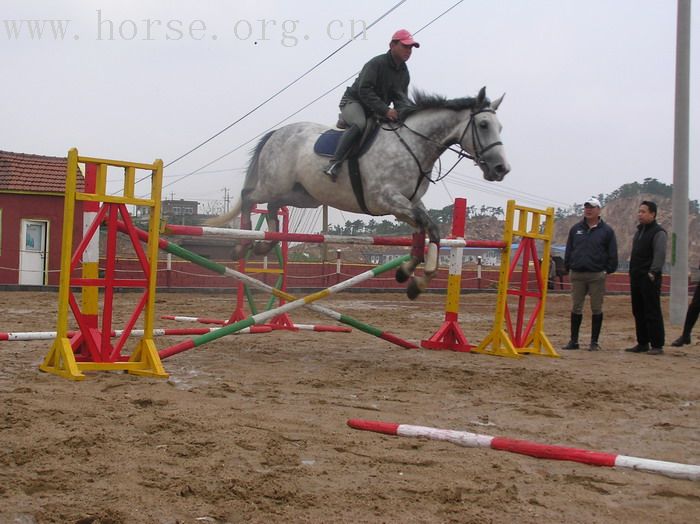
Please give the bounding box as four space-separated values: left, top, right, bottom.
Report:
252 203 281 256
232 191 255 259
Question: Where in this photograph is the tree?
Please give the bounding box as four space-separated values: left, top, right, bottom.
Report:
375 220 397 234
350 219 364 235
555 205 579 219
606 178 673 202
199 200 226 216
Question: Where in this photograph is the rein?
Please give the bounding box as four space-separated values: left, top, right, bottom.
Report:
383 107 503 198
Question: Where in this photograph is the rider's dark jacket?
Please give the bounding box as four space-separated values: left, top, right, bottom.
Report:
342 51 410 118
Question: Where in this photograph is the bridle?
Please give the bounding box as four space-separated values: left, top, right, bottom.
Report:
455 107 503 167
383 106 503 197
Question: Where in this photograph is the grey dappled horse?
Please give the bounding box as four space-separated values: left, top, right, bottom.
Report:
209 87 510 299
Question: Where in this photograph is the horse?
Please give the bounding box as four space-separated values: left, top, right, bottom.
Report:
208 87 510 299
549 255 567 290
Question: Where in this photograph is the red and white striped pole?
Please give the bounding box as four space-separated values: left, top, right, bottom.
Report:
163 222 503 249
1 326 269 341
160 314 350 332
347 419 700 481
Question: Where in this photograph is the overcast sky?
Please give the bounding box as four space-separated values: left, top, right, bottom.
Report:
3 0 697 229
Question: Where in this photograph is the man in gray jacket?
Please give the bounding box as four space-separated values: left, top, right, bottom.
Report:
562 197 618 351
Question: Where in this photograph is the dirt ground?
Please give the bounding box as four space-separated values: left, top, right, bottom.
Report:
0 289 698 524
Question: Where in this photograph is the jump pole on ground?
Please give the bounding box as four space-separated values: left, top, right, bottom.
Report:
348 419 700 482
0 326 270 342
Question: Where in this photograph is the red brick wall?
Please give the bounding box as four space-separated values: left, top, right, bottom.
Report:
0 193 83 285
102 257 672 295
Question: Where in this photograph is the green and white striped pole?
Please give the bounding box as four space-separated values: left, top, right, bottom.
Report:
158 254 414 358
118 223 417 354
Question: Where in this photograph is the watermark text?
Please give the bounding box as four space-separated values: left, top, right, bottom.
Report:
3 11 368 46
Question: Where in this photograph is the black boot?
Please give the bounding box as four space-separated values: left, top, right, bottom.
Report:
671 335 691 347
562 313 582 350
323 125 362 180
589 313 603 351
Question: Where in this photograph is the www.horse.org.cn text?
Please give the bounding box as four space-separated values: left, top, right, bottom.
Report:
3 11 370 45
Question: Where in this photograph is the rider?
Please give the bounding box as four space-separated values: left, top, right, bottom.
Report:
323 29 419 180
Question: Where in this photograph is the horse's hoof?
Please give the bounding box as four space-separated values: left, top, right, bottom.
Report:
253 242 274 256
395 268 410 284
424 243 439 274
406 278 422 300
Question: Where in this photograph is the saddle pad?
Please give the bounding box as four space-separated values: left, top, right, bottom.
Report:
313 125 381 158
313 129 343 157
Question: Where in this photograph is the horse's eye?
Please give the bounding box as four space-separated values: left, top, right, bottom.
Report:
479 121 489 129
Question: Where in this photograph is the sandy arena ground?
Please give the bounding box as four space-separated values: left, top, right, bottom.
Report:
0 290 699 523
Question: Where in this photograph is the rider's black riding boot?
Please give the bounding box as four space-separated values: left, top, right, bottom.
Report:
324 125 362 180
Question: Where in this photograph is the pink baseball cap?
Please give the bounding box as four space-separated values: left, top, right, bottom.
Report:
391 29 420 48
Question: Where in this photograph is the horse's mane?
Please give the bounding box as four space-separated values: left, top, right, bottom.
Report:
399 90 482 120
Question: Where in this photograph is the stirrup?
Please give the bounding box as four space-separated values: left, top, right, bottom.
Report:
323 161 340 180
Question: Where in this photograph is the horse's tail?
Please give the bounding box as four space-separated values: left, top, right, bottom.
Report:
204 130 276 228
243 130 276 191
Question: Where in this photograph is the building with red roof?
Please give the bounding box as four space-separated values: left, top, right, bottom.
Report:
0 150 84 286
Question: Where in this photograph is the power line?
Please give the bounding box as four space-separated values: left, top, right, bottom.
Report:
443 172 571 208
163 167 245 179
162 1 408 170
158 74 355 194
412 0 464 35
158 0 466 195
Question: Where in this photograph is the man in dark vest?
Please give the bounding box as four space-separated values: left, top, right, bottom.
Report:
626 200 667 355
323 29 419 180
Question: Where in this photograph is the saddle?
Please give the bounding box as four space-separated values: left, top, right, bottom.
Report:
312 121 380 216
313 120 379 158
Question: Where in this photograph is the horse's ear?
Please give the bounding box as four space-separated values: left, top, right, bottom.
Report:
476 86 486 106
491 93 505 111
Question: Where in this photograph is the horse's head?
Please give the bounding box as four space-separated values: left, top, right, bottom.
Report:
460 87 511 182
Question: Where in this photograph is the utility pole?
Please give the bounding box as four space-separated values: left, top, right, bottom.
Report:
222 187 230 214
670 0 691 324
322 205 329 262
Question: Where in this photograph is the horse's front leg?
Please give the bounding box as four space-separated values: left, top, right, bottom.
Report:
396 231 425 283
406 208 440 300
